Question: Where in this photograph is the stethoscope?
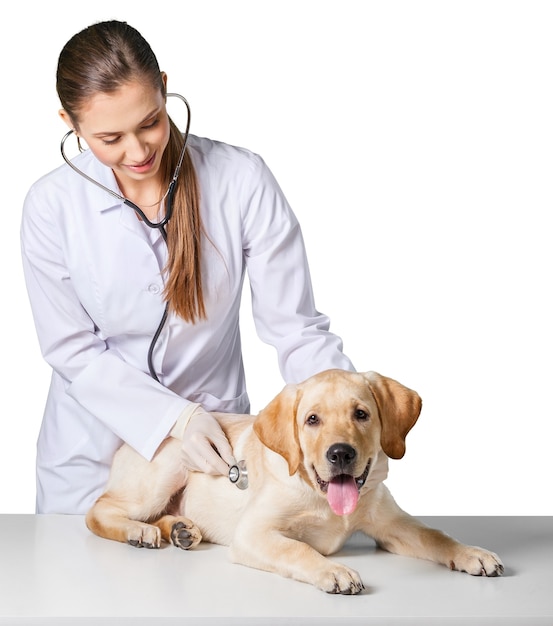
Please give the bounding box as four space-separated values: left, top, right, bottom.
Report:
60 93 191 382
61 94 250 490
228 460 248 489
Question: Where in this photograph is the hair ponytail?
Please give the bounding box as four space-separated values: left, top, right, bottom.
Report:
162 119 206 322
57 20 206 322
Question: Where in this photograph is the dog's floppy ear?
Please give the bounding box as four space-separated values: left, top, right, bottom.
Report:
253 384 301 475
364 371 422 460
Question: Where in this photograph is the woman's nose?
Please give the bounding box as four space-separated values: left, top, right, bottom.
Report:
124 135 149 163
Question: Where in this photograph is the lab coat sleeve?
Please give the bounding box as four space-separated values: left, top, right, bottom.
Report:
241 157 355 383
20 185 189 460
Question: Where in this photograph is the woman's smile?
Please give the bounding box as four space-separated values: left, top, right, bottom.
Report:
125 152 157 174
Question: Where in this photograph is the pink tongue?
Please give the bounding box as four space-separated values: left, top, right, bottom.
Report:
327 475 359 516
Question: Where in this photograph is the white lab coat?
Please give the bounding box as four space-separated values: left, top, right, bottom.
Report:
21 135 354 514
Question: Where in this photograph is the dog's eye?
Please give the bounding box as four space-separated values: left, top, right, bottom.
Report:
355 409 369 421
306 414 320 426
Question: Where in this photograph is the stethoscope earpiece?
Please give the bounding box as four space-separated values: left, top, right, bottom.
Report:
229 460 248 489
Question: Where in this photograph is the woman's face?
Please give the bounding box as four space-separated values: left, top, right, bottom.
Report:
60 77 171 192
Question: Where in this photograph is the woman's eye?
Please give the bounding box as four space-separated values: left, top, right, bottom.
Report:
100 119 158 145
143 118 159 130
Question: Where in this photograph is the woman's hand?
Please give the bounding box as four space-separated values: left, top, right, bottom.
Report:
172 405 236 475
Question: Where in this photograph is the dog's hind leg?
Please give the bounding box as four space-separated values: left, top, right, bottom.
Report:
152 515 202 550
86 495 163 548
86 437 189 548
86 501 202 549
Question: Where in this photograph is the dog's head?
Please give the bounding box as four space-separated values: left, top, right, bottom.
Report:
253 369 422 516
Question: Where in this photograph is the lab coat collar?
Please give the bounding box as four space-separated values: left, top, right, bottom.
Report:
66 150 164 239
68 149 124 213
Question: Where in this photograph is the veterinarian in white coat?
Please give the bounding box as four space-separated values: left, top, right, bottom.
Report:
20 21 354 515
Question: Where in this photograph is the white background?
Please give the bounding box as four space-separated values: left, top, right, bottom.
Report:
1 1 551 515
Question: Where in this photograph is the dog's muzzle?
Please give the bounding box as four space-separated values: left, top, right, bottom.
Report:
315 458 371 517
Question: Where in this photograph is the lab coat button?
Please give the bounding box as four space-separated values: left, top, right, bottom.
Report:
148 283 161 295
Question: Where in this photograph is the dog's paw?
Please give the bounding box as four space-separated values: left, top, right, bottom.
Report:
170 519 202 550
316 564 365 595
450 546 504 577
127 522 161 549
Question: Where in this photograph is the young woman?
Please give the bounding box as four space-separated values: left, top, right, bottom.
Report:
21 20 354 514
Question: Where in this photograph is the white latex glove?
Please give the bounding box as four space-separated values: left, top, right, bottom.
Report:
171 404 236 475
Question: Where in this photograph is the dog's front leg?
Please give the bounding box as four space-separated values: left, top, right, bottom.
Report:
229 524 364 594
367 487 503 576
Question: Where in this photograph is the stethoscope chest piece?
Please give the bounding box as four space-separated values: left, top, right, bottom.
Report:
229 460 248 489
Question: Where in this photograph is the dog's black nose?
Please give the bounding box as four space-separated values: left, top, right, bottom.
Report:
326 443 357 469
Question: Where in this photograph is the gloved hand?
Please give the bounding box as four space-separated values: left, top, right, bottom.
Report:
171 404 236 475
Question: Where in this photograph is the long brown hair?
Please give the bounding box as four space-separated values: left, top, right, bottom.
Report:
56 20 206 322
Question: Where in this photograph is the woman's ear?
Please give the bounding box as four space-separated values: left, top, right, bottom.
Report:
160 71 168 97
59 109 76 132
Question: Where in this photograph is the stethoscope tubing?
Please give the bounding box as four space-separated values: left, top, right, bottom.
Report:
59 93 192 382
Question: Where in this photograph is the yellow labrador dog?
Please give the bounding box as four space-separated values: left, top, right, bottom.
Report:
86 370 503 594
